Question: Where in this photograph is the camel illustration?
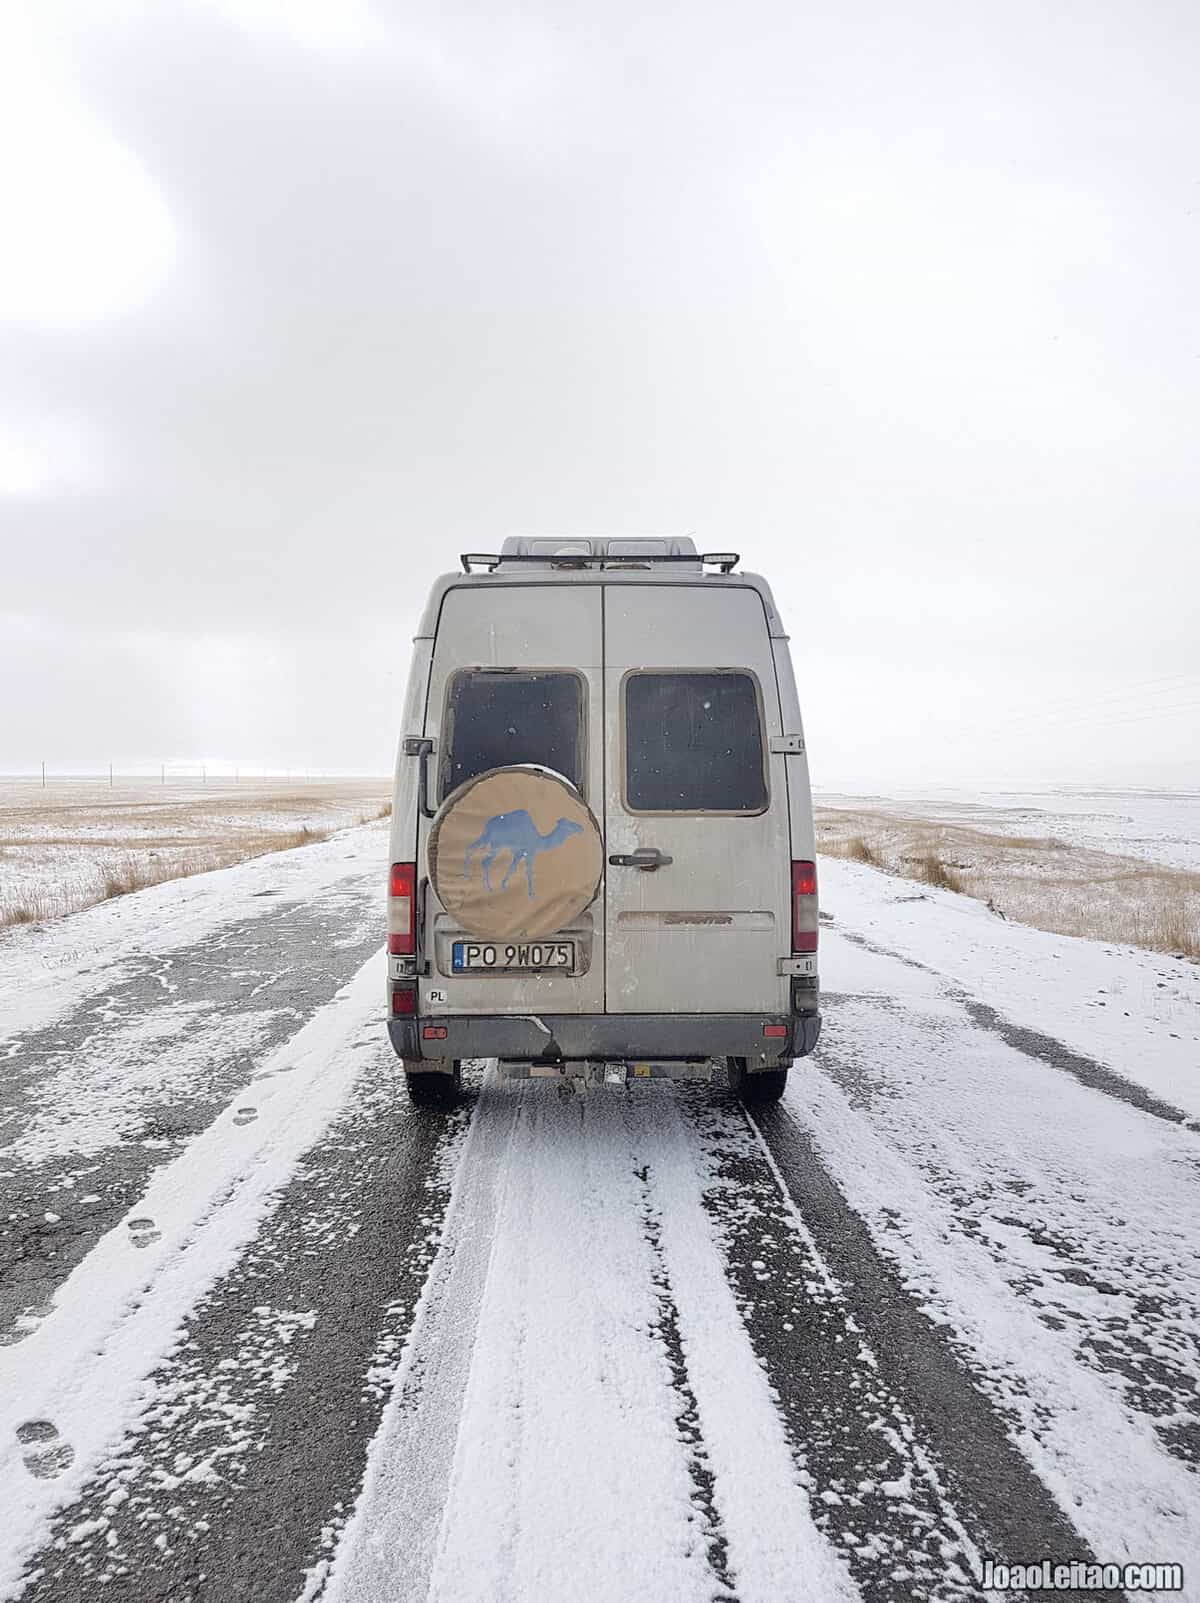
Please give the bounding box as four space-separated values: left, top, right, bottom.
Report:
463 811 583 899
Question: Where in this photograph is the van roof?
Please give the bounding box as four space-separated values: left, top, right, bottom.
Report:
495 536 708 567
414 539 788 640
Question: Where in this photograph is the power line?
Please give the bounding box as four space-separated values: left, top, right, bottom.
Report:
987 670 1200 736
999 695 1200 742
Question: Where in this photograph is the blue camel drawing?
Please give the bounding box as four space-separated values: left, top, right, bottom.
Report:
464 811 583 898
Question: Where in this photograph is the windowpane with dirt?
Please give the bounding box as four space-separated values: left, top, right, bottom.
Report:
624 671 767 812
440 671 585 800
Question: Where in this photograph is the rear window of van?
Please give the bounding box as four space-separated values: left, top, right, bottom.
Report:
440 670 585 799
623 671 767 813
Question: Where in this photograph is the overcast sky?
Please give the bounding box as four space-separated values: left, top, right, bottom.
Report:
2 0 1197 788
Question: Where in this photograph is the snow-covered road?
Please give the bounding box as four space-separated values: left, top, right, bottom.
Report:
0 833 1196 1602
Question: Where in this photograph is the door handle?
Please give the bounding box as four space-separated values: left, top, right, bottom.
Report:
608 847 674 871
403 737 436 820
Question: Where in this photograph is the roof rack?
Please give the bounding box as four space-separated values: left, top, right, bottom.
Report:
459 551 740 574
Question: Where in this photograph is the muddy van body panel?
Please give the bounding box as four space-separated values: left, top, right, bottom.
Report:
388 636 431 866
603 584 790 1015
417 584 606 1017
412 566 790 644
388 540 818 1073
387 1010 820 1064
769 638 816 862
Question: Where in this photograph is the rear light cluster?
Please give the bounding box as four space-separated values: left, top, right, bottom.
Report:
792 860 817 953
388 862 416 957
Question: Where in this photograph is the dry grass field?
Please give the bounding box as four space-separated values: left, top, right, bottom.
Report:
0 779 392 929
816 804 1200 961
6 777 1194 962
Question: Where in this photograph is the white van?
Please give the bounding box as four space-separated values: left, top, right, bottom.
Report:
386 538 819 1106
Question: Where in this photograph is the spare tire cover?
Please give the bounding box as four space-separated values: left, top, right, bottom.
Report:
428 766 604 941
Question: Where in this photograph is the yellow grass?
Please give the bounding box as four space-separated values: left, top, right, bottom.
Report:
850 837 877 865
0 780 392 931
815 805 1200 961
912 851 963 894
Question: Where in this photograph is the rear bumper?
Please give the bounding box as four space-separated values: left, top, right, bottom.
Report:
387 1011 821 1064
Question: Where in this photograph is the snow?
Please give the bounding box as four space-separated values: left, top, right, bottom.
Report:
2 800 1197 1600
3 1002 288 1165
322 1075 860 1603
820 856 1200 1120
648 1096 863 1603
0 779 390 917
804 887 1200 1570
0 952 385 1600
817 785 1200 875
0 824 384 1047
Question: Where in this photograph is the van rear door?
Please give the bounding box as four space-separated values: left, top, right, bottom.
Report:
603 585 791 1015
420 584 605 1016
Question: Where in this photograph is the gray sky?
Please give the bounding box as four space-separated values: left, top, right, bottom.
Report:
2 0 1198 788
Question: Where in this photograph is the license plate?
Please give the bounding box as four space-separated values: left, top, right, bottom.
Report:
451 940 576 973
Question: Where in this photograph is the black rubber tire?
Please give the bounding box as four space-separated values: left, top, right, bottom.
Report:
405 1062 463 1109
727 1057 789 1104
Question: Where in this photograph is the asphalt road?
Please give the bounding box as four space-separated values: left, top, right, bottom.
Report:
1 841 1194 1603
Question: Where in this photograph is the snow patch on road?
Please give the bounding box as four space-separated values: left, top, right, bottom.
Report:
1 1003 289 1164
644 1092 861 1603
0 951 385 1601
821 857 1200 1119
0 827 384 1046
322 1075 858 1603
790 991 1200 1569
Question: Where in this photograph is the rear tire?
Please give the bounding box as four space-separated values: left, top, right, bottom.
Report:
727 1057 789 1104
404 1061 463 1109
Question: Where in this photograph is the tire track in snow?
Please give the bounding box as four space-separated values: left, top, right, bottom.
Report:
0 954 389 1599
792 995 1200 1572
317 1068 527 1603
322 1078 857 1603
0 877 384 1341
958 998 1193 1130
741 1096 1123 1603
828 926 1191 1128
15 1052 468 1603
324 1077 720 1603
634 1089 861 1603
679 1089 989 1602
634 1159 738 1601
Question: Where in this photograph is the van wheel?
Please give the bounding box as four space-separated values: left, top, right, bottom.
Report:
727 1057 789 1104
405 1062 463 1109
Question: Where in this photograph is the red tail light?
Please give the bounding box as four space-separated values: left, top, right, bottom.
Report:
792 860 818 953
388 862 416 956
391 986 416 1016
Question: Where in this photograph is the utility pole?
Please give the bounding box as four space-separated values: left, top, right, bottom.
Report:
109 763 113 787
161 764 165 785
41 761 45 788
